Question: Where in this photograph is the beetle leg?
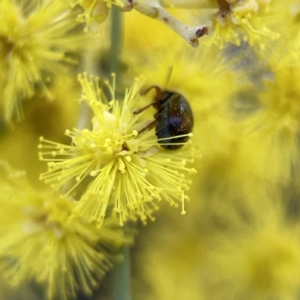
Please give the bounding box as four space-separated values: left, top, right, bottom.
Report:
133 85 164 114
137 120 156 135
133 102 155 114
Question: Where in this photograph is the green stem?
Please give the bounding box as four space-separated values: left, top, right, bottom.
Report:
113 245 132 300
110 6 123 77
110 7 132 300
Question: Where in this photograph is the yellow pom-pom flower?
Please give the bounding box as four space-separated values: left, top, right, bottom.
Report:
201 202 300 300
208 0 278 48
39 73 196 226
238 53 300 183
0 0 90 122
0 161 131 300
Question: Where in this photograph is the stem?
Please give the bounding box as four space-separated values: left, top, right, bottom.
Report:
134 3 208 47
110 7 132 300
110 6 123 76
113 245 132 300
165 0 216 9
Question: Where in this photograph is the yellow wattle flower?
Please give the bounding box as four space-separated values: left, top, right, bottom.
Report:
261 0 300 50
0 161 131 300
39 73 196 226
0 0 90 122
201 201 300 300
238 53 300 183
208 0 278 48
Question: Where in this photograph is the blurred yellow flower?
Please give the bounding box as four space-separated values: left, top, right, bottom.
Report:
133 208 207 300
201 202 300 300
0 0 90 122
0 74 81 187
0 161 130 300
263 0 300 49
39 73 196 226
238 53 300 183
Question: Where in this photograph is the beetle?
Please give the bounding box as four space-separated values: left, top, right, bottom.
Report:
133 85 194 150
